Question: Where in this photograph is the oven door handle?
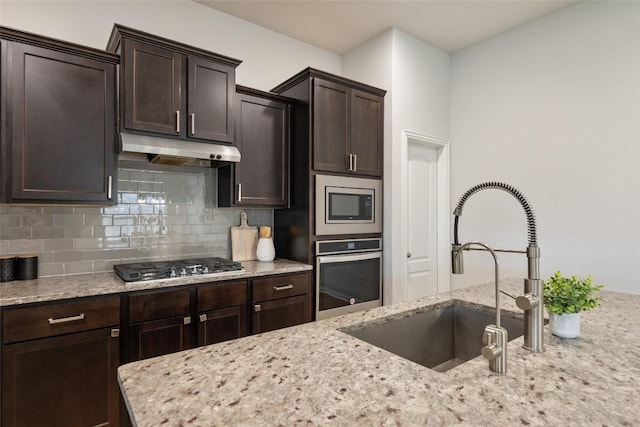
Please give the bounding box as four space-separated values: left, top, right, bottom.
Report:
317 251 382 265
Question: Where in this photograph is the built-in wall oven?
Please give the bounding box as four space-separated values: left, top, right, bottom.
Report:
315 238 382 320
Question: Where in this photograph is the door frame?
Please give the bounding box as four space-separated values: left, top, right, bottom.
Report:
401 130 450 297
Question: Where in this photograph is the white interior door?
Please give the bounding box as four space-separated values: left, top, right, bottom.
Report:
406 142 438 300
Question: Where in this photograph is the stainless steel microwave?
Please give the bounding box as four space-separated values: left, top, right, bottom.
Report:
315 174 382 235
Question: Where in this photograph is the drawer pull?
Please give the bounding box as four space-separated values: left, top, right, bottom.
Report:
199 314 207 323
184 316 192 325
254 304 261 312
48 313 85 325
273 284 294 292
111 328 120 338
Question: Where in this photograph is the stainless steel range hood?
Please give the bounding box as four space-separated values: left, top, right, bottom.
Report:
119 133 241 167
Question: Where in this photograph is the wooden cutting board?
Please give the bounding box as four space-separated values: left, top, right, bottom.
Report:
231 211 258 261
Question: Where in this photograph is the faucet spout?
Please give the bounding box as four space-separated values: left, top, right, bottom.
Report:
454 241 508 373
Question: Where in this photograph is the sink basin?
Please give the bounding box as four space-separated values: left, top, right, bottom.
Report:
343 303 524 372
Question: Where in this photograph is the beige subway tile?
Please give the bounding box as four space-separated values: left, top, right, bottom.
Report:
85 214 113 226
43 238 74 251
74 238 103 249
53 214 84 227
42 206 74 215
0 214 21 227
39 263 64 277
104 205 129 215
64 261 94 275
103 237 129 249
33 227 65 239
63 226 92 238
54 251 85 263
0 227 31 239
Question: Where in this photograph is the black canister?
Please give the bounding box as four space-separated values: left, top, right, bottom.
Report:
0 256 16 282
16 254 38 280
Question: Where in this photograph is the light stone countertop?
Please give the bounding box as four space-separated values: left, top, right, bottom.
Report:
117 278 639 426
0 259 312 307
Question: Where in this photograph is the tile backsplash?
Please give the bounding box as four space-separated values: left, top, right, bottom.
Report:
0 161 273 278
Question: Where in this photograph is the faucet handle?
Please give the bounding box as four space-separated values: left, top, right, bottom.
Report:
481 327 503 361
516 294 539 310
482 325 508 374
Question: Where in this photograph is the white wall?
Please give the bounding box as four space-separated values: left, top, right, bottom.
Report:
450 1 640 294
344 28 450 305
0 0 341 90
342 30 395 305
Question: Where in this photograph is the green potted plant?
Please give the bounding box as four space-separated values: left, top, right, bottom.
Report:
543 271 603 338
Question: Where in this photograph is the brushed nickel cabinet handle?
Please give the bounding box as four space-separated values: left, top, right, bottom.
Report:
348 154 353 171
254 304 261 312
238 183 242 203
183 316 192 325
176 110 180 133
111 328 120 338
48 313 85 325
273 284 294 292
199 314 207 323
191 113 196 135
353 154 357 172
107 175 113 200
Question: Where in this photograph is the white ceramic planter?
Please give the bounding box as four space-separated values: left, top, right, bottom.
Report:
549 312 581 338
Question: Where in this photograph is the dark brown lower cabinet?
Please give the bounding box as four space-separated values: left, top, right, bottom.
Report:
198 306 247 346
128 316 192 361
127 288 192 362
197 280 248 346
2 327 120 427
252 295 310 335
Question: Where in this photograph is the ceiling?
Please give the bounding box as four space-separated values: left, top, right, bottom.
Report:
195 0 579 54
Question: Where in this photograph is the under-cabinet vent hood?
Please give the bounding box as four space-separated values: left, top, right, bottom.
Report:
119 133 241 167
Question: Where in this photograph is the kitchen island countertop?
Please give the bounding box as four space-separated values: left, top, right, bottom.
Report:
118 278 639 426
0 259 312 307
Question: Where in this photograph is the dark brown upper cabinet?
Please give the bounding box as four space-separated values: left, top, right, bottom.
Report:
312 78 384 176
273 69 385 177
0 27 119 204
107 24 241 144
218 86 290 207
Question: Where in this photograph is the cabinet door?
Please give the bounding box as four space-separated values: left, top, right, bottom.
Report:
187 56 235 143
129 316 193 361
2 328 119 427
123 39 184 136
233 93 289 206
252 295 310 335
350 89 384 177
197 306 247 346
4 42 116 203
313 78 349 173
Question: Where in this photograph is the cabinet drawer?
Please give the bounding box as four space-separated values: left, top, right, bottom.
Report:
129 288 190 323
2 296 120 344
252 273 310 303
198 281 247 311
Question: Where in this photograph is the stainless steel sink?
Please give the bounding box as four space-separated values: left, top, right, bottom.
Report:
343 303 524 372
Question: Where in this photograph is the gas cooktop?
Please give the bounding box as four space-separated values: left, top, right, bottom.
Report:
113 257 244 283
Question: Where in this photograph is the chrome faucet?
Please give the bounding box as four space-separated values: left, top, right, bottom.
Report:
451 182 544 353
454 241 508 374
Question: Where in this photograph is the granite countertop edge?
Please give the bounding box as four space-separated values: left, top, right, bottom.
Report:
117 278 640 426
0 259 312 307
